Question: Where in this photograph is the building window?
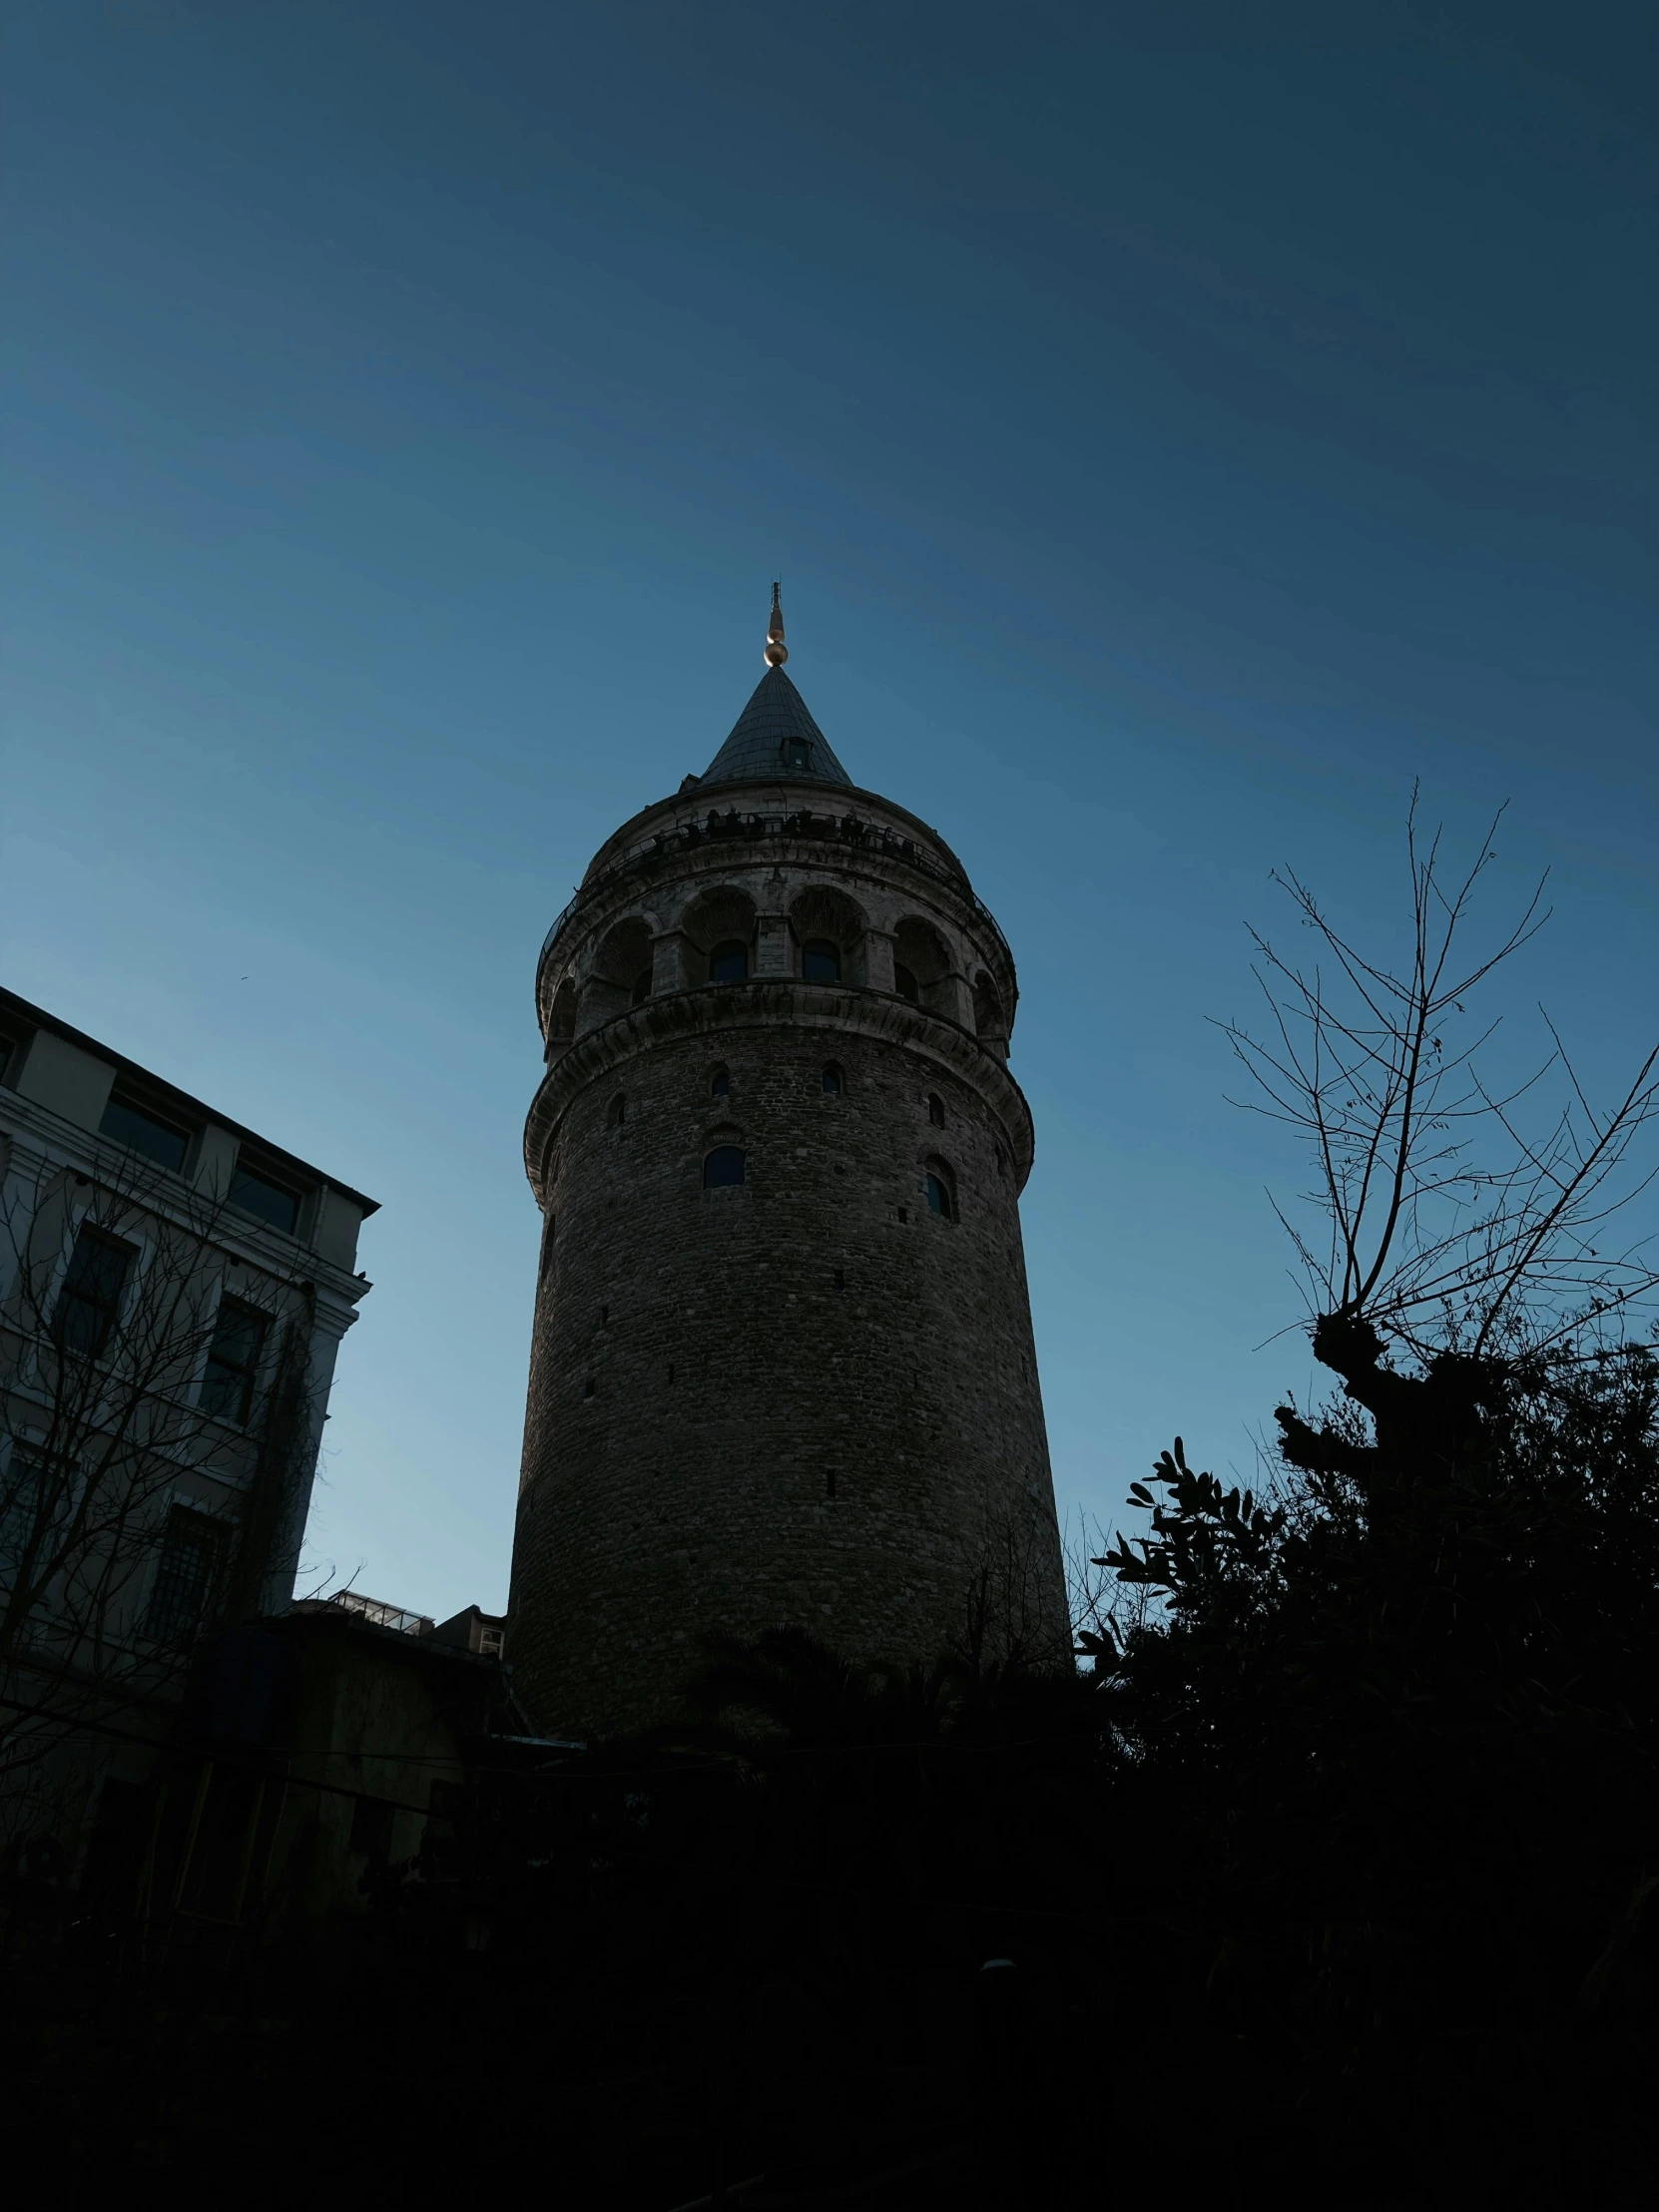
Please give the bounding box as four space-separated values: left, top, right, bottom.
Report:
822 1064 842 1096
348 1795 395 1864
786 740 812 771
802 938 840 984
98 1092 192 1174
893 963 919 1004
631 966 653 1006
0 1448 55 1585
478 1626 505 1660
710 1067 730 1098
924 1163 956 1221
704 1145 746 1189
53 1226 135 1357
200 1298 268 1425
709 940 749 984
927 1093 946 1129
608 1093 627 1129
229 1162 301 1237
144 1505 226 1643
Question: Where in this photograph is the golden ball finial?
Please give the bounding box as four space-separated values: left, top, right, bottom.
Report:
764 580 788 667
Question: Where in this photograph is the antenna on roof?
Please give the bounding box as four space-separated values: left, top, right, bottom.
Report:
764 581 788 669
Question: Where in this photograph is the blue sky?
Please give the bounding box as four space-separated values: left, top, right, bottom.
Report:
4 2 1655 1616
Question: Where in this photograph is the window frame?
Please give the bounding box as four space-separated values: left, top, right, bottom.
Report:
52 1224 137 1358
703 1144 746 1190
0 1443 67 1591
708 940 750 985
924 1161 957 1222
143 1502 229 1645
98 1089 194 1175
199 1295 270 1427
228 1158 304 1238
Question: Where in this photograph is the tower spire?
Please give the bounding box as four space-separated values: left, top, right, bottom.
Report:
764 581 788 668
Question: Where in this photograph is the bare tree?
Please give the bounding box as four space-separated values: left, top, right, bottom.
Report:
1220 791 1659 1371
952 1497 1074 1685
0 1138 325 1847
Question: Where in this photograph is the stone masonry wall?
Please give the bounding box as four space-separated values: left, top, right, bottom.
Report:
510 991 1067 1735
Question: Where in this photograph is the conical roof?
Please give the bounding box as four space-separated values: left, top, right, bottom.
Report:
699 665 852 789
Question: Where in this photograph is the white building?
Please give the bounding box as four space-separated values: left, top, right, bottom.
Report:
0 985 375 1858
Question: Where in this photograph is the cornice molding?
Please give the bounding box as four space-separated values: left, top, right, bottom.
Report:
0 1090 371 1313
523 980 1036 1200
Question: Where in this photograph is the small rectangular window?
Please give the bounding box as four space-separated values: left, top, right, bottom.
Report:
144 1504 226 1643
229 1161 301 1236
478 1627 505 1659
99 1092 192 1174
200 1297 268 1424
53 1226 136 1357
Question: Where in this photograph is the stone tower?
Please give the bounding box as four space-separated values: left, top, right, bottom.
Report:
509 592 1067 1733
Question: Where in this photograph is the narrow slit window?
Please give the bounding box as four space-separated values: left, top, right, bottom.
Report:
822 1064 842 1096
710 1067 730 1098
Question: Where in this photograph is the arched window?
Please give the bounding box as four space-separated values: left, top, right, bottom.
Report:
709 939 749 984
924 1161 956 1220
704 1145 746 1189
822 1064 842 1096
927 1093 945 1129
802 937 840 983
550 980 577 1042
710 1066 730 1099
607 1094 626 1129
894 918 951 1011
631 966 653 1006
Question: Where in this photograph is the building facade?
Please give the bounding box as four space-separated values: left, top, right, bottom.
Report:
0 987 375 1850
510 596 1067 1733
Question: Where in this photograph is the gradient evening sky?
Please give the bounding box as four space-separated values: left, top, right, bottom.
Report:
4 3 1656 1616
